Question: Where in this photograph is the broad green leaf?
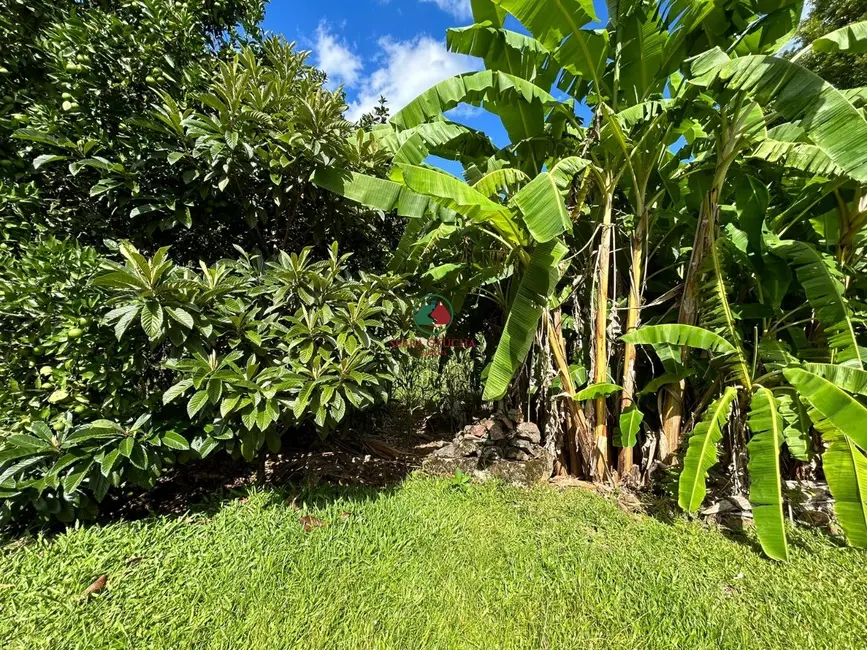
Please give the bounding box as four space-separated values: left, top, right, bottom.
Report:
166 307 194 329
187 391 209 418
749 139 842 177
813 21 867 54
62 460 93 494
688 52 867 183
747 387 789 561
294 382 316 419
447 24 555 86
100 448 121 476
483 239 567 400
618 405 643 448
312 168 452 220
6 435 47 451
822 429 867 548
783 369 867 452
471 0 506 25
802 363 867 397
221 395 241 418
161 431 189 450
140 302 164 340
33 154 67 169
574 383 622 401
678 387 738 513
703 236 752 388
622 324 736 354
776 392 812 461
388 121 497 166
0 456 47 485
118 437 134 458
491 0 597 51
128 442 147 469
472 168 529 198
390 70 563 130
30 422 53 442
512 157 591 243
163 379 193 405
774 242 862 367
424 263 463 281
47 390 69 404
113 304 140 340
401 165 525 246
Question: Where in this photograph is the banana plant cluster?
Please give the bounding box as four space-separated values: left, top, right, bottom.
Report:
315 0 867 558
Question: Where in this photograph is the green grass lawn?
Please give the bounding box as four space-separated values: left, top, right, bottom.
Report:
2 476 865 650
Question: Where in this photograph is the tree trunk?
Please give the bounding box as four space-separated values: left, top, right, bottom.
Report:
619 210 646 476
548 311 594 476
660 190 715 460
661 141 735 461
592 189 614 479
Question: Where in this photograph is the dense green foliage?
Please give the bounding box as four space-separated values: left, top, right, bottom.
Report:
798 0 867 88
317 0 867 559
0 238 405 524
0 0 400 267
2 0 867 569
2 478 867 649
0 0 415 525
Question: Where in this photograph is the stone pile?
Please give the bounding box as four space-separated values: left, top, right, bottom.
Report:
422 410 554 486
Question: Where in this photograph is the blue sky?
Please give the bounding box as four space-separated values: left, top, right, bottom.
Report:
262 0 608 173
263 0 510 151
262 1 812 174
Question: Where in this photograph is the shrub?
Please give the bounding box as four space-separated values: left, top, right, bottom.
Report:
0 238 408 525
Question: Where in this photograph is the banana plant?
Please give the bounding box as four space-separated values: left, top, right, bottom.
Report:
623 221 867 558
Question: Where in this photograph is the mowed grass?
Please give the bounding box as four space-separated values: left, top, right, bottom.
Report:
1 476 866 650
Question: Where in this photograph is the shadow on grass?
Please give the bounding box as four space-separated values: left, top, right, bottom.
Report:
1 428 445 543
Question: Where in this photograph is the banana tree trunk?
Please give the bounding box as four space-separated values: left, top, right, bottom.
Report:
592 188 614 479
661 189 716 460
662 153 733 460
619 210 647 476
549 311 594 476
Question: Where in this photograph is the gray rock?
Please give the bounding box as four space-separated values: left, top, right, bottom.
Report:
503 448 532 461
486 449 554 485
508 437 538 454
454 437 480 456
421 455 477 476
433 443 456 458
726 495 752 511
515 422 541 444
467 423 487 438
488 422 506 440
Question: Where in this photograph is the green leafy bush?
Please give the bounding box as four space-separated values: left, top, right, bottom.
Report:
0 237 407 525
1 0 400 268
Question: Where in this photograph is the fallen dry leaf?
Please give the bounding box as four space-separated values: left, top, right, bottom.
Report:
0 584 13 590
340 512 352 521
80 575 107 599
299 515 325 531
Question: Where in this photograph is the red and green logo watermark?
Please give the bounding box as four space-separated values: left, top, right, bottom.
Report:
390 293 476 356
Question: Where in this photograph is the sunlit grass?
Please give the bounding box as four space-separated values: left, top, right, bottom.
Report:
2 476 865 649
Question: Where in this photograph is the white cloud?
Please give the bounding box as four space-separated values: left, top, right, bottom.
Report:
347 36 481 121
419 0 472 19
314 24 362 88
